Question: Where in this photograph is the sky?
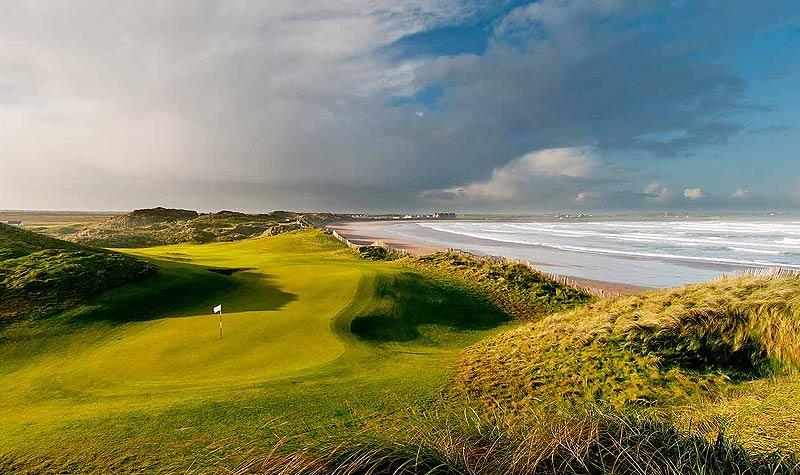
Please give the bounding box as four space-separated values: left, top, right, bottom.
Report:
1 0 799 213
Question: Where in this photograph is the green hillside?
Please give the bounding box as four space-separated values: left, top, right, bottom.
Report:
59 207 308 247
0 222 84 259
0 223 155 320
0 228 513 471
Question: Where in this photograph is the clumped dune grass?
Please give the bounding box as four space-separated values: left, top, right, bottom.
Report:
237 404 798 475
407 251 590 320
457 274 800 408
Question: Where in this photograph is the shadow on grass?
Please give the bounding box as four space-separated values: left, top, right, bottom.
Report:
349 271 509 343
63 258 296 325
631 311 775 382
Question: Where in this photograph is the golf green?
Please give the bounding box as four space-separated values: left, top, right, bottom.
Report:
0 229 509 471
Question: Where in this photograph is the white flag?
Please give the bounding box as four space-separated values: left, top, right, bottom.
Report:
213 304 222 314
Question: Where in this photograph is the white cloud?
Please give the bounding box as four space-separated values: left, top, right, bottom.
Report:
730 188 749 198
644 181 671 203
520 147 599 178
574 191 603 204
424 147 600 202
683 187 705 200
497 0 627 35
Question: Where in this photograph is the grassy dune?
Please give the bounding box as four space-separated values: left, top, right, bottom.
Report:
454 273 800 453
0 229 510 471
0 223 155 320
407 250 590 320
457 274 800 406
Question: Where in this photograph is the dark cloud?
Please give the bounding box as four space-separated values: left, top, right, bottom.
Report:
0 0 797 211
635 123 745 158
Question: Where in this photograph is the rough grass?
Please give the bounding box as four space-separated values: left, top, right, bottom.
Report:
236 403 799 475
0 223 155 320
406 251 590 321
0 222 83 259
456 274 800 409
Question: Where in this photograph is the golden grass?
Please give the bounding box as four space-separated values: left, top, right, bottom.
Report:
233 402 799 474
456 274 800 407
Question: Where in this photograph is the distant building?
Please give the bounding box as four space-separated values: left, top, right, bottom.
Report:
433 212 456 219
5 220 22 227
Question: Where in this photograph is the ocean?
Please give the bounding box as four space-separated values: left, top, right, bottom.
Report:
358 216 800 288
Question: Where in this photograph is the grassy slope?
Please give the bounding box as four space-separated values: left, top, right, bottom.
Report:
0 222 83 259
0 223 155 320
0 229 511 472
456 273 800 451
406 251 590 320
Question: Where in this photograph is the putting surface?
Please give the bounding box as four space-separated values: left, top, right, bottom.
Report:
0 229 509 470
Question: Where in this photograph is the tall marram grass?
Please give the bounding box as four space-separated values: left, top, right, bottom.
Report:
406 251 590 321
232 404 798 475
455 274 800 409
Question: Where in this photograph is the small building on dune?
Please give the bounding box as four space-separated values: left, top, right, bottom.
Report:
5 220 22 227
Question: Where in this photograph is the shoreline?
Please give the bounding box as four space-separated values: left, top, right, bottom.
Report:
328 222 443 255
327 221 651 295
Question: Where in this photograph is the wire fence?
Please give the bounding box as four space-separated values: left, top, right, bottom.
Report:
715 267 800 280
329 229 413 257
442 248 623 298
329 229 360 250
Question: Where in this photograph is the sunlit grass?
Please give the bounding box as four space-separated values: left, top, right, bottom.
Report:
3 227 798 472
0 229 512 471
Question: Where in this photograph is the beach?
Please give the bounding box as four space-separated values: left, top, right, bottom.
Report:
327 217 800 289
329 221 443 255
328 221 650 294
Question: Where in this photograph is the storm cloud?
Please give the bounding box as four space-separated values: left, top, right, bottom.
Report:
0 0 798 212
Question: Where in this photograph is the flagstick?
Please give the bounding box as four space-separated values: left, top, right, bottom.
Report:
219 309 223 340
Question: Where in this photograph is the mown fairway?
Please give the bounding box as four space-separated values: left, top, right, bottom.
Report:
0 229 508 471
